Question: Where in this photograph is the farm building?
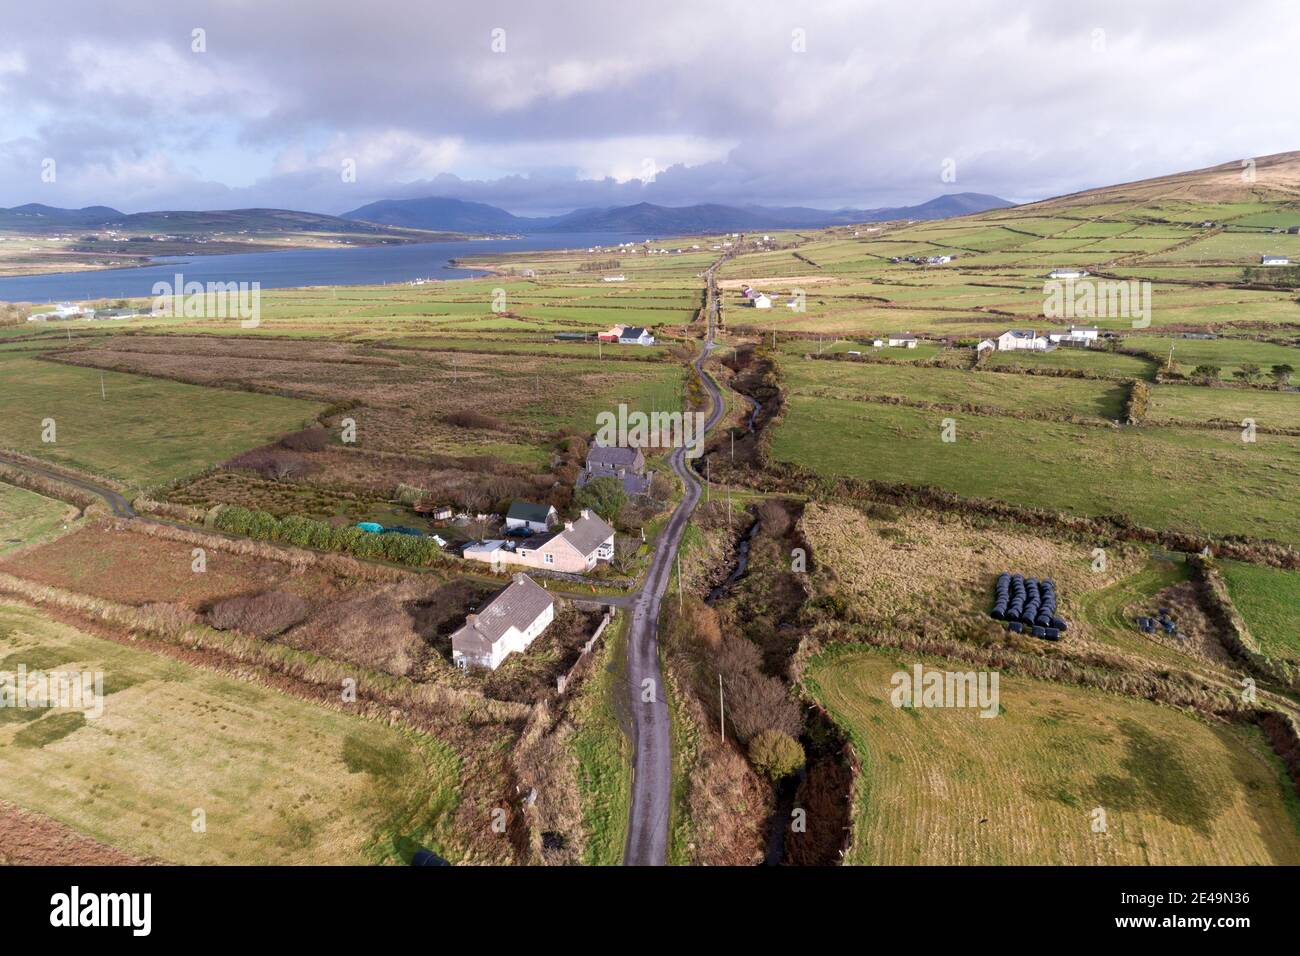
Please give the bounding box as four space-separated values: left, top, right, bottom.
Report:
618 326 656 345
601 274 626 282
463 510 616 574
414 502 454 521
887 336 919 348
996 329 1049 352
752 293 772 309
1047 268 1089 280
1048 325 1099 345
450 573 555 670
976 338 997 352
1261 254 1291 266
598 324 626 342
579 443 651 496
505 501 558 534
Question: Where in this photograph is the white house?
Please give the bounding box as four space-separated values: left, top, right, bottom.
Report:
618 326 656 345
602 274 626 282
872 339 885 348
976 339 997 352
752 293 772 309
887 336 919 348
505 501 558 534
1047 268 1089 280
1261 255 1291 266
1048 325 1099 345
451 573 555 671
996 329 1049 351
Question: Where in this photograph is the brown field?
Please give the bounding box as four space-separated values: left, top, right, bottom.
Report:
0 799 149 865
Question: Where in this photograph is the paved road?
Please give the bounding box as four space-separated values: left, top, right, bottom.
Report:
0 453 135 517
623 265 725 866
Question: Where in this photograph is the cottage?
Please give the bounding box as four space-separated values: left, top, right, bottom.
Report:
752 293 772 309
618 326 656 346
450 573 555 670
1260 255 1291 266
887 336 919 348
580 443 651 496
505 501 558 534
1048 325 1099 345
996 329 1049 352
513 510 615 572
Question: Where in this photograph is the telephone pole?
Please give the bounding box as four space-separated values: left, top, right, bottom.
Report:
719 673 725 743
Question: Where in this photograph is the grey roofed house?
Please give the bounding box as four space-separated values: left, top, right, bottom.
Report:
579 442 652 496
450 573 555 669
586 444 645 474
561 510 616 558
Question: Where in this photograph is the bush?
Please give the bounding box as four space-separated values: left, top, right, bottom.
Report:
716 636 803 742
748 729 805 780
281 426 330 452
444 409 503 430
574 475 627 524
208 591 309 637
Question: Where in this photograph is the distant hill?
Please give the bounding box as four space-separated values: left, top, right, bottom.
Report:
0 204 435 239
341 193 1013 234
1021 150 1300 211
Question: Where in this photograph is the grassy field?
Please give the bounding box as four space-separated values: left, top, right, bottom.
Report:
1124 336 1300 379
0 353 323 490
806 645 1300 865
0 483 71 555
785 357 1128 419
774 395 1300 543
0 602 461 864
570 617 632 865
1148 383 1300 430
1220 559 1300 662
986 347 1156 379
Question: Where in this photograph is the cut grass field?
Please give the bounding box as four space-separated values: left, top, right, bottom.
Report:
1219 559 1300 662
0 352 324 490
774 394 1300 543
785 356 1129 419
806 645 1300 865
0 602 462 864
0 483 71 555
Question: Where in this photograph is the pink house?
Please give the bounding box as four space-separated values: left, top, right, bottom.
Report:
463 510 615 574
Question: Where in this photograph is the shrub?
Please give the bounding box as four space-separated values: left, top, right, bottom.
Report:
281 426 330 452
574 475 627 523
208 591 309 637
444 409 503 430
716 636 803 742
748 729 805 780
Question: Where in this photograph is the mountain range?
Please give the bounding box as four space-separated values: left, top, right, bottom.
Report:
0 203 433 239
340 193 1013 234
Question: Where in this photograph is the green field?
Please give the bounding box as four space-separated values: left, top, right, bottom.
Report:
0 603 461 864
570 618 632 865
1220 560 1300 662
1148 383 1300 430
806 645 1300 865
785 356 1128 419
0 353 325 489
1124 336 1300 379
773 394 1300 543
986 347 1156 379
0 483 70 555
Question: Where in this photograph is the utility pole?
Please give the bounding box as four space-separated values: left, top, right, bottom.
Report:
706 459 710 502
1167 342 1175 373
100 372 106 401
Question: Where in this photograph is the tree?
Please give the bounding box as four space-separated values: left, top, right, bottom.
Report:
1192 363 1221 383
1272 364 1295 388
1238 362 1262 383
748 729 805 780
574 475 627 523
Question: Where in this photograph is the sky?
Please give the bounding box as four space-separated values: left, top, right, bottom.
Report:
0 0 1297 216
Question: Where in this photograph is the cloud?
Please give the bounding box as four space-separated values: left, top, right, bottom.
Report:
0 0 1295 214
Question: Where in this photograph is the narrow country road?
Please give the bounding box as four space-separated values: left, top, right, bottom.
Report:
0 452 135 517
623 263 725 866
